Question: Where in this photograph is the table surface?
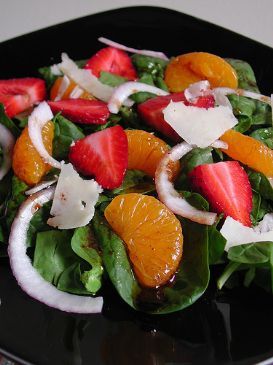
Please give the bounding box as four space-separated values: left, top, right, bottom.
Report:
0 0 273 48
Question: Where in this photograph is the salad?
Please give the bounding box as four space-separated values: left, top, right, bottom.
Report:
0 37 272 315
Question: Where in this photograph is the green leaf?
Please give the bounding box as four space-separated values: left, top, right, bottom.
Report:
208 225 226 265
175 147 213 190
131 54 168 80
226 58 259 92
110 169 155 195
5 176 28 228
53 114 84 160
130 73 156 104
250 127 273 149
217 261 242 289
0 104 20 137
71 226 103 294
248 170 273 201
92 212 140 308
93 211 210 314
228 242 273 264
33 230 89 295
99 71 127 87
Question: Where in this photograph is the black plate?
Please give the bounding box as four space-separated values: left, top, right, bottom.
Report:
1 6 273 365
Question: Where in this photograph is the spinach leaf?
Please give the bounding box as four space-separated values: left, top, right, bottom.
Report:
131 54 168 80
93 211 210 314
226 58 259 92
5 176 28 228
251 191 272 226
110 170 155 195
208 225 226 265
53 114 84 160
217 262 242 289
248 170 273 201
175 147 213 190
71 226 103 294
157 219 210 314
228 94 271 134
33 230 89 295
250 127 273 149
0 104 20 136
99 71 127 87
92 212 140 308
228 242 273 264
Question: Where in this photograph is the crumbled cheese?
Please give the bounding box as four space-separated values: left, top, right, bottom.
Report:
221 215 273 251
163 101 238 148
47 163 102 229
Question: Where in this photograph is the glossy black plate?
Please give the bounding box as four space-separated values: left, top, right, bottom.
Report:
1 6 273 365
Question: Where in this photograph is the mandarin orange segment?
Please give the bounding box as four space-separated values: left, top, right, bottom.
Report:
50 76 95 101
220 129 273 177
12 121 54 185
126 129 180 179
104 193 183 288
165 52 238 92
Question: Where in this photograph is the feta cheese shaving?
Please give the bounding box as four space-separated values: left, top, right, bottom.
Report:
163 101 238 148
58 53 113 102
221 215 273 252
47 163 102 229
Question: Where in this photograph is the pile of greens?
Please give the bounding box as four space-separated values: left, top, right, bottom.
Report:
1 53 272 314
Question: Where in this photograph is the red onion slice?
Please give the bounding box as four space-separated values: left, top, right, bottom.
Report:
108 81 169 113
155 142 217 225
0 124 15 180
213 87 271 106
184 80 211 103
28 102 61 169
8 187 103 313
25 178 57 195
98 37 169 61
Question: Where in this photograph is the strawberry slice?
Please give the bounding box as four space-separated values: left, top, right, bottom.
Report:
138 93 215 142
0 78 46 118
189 161 253 227
84 47 137 80
69 125 128 189
48 99 110 124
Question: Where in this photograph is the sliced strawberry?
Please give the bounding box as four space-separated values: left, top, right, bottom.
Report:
138 93 215 142
69 125 128 189
48 99 110 125
0 78 46 118
84 47 137 80
189 161 253 227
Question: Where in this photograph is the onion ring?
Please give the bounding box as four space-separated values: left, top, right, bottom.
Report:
155 142 217 225
28 102 61 169
0 124 15 180
25 178 57 196
108 81 169 114
8 187 103 313
98 37 169 61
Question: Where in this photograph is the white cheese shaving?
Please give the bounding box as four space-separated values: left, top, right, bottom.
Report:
221 215 273 252
58 53 113 102
50 64 62 76
47 163 102 229
163 101 238 148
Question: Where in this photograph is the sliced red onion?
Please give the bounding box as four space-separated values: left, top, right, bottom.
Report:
213 87 271 106
0 124 15 180
54 75 70 101
155 142 217 225
8 187 103 313
98 37 169 61
28 102 61 169
108 81 169 114
184 80 211 103
69 85 84 99
25 178 57 195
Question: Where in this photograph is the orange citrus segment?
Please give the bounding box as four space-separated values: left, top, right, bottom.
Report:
126 129 180 179
220 129 273 177
12 121 54 185
165 52 238 92
104 193 183 288
50 76 95 101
